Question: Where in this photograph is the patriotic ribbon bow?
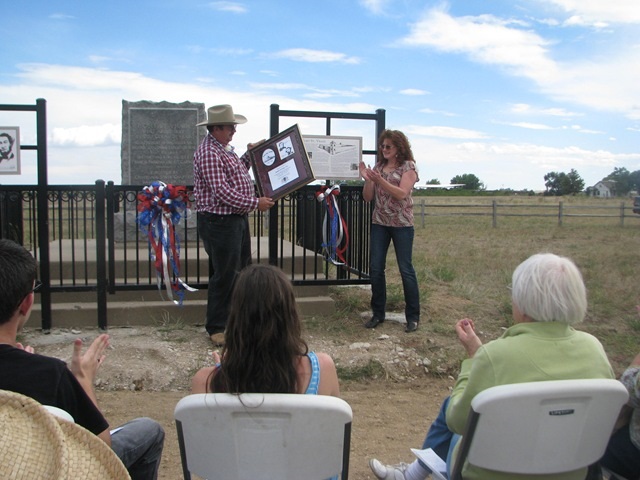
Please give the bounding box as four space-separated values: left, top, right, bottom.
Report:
315 184 349 266
137 181 197 304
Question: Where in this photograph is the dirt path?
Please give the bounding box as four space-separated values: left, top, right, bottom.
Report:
20 324 455 479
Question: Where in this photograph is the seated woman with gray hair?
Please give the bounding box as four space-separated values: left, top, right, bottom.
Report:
369 252 615 480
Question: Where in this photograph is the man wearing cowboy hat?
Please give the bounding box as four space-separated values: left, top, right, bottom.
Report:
194 104 274 346
0 239 165 480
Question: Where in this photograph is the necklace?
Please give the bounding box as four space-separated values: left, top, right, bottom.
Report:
384 162 399 172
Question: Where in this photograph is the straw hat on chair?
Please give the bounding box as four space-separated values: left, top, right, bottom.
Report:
0 389 130 480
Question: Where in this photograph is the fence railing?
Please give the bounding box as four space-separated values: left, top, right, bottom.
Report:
3 183 636 330
0 182 371 330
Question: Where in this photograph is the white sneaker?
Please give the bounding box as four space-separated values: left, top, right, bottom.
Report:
369 458 409 480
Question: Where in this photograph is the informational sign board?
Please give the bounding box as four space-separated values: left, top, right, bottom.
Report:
303 135 362 180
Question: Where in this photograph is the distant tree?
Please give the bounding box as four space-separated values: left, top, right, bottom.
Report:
426 178 441 185
544 172 562 196
605 167 631 196
566 169 585 194
543 169 584 196
450 173 485 190
629 170 640 193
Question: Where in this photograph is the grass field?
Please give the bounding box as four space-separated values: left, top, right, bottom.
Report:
17 193 640 375
323 196 640 376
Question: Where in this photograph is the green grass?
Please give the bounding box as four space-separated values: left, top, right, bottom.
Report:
328 286 369 318
336 358 386 382
153 311 185 335
306 196 640 376
430 264 456 283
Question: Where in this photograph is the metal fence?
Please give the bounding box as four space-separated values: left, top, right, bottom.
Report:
4 177 636 331
0 182 372 330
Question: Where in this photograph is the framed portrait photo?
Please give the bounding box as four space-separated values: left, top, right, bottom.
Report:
249 124 315 201
0 127 20 175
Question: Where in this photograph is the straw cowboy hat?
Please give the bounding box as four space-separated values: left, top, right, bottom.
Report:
0 389 130 480
196 104 248 126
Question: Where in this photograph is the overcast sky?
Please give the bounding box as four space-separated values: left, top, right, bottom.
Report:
1 0 639 190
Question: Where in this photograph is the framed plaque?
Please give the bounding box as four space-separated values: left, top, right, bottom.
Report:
249 124 315 201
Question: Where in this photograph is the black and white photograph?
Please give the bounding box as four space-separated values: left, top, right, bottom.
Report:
0 127 20 175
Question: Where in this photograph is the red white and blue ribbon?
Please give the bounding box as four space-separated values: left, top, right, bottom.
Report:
137 181 197 304
315 184 349 266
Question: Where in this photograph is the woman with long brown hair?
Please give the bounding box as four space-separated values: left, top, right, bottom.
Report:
191 264 340 396
359 129 421 333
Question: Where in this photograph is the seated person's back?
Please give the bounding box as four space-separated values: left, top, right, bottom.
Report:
191 264 340 397
0 239 165 480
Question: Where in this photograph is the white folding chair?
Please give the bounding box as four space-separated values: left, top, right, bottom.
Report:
416 379 629 480
174 393 353 480
43 405 75 423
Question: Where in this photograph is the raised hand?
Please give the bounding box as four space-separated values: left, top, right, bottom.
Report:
15 342 34 354
70 334 110 383
359 161 371 181
367 168 383 184
455 319 483 358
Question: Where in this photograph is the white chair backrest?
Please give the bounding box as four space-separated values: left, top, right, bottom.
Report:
174 393 353 480
452 379 629 478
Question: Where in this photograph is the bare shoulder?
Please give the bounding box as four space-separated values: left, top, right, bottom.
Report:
191 366 215 394
315 351 340 396
315 351 336 369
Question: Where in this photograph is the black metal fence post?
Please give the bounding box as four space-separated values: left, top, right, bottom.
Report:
106 181 116 295
35 99 52 331
268 104 280 266
95 180 108 330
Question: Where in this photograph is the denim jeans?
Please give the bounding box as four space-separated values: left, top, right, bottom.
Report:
599 423 640 480
419 396 460 476
197 213 251 334
111 417 165 480
369 223 420 322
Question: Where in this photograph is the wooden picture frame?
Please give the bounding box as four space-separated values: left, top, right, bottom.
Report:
249 124 315 201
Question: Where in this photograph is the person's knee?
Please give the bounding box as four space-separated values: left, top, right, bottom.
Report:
370 265 384 276
121 417 165 451
369 257 386 273
398 264 417 279
138 417 165 445
110 417 165 471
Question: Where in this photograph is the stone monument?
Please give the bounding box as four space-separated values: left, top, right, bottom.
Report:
118 100 205 242
121 100 206 186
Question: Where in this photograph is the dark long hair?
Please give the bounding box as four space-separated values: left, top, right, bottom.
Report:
209 264 309 393
377 129 414 166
